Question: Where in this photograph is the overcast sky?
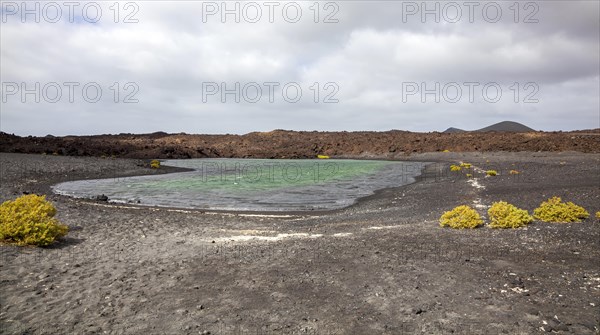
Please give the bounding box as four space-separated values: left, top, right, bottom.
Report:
1 1 598 136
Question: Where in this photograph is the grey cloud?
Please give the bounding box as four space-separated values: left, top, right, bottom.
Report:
1 0 598 135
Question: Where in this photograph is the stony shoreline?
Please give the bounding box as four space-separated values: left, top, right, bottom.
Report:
1 152 599 334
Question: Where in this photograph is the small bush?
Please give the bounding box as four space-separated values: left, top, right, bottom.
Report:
488 201 533 229
509 170 520 175
486 170 498 176
450 164 461 172
0 194 68 246
596 211 600 220
440 205 483 229
460 162 472 169
442 150 450 153
466 173 473 178
150 160 160 169
533 196 589 223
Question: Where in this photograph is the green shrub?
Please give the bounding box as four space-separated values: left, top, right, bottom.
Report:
486 170 498 176
533 196 589 223
0 194 68 246
440 205 483 229
150 159 160 169
488 201 533 228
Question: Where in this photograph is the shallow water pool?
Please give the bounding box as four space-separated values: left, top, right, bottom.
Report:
52 159 427 211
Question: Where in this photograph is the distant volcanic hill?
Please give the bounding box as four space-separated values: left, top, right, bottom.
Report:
442 127 466 133
477 121 536 132
444 121 536 133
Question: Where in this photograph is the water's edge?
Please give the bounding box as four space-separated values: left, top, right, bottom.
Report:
51 159 433 214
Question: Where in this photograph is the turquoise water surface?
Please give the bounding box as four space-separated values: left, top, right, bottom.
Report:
52 159 426 211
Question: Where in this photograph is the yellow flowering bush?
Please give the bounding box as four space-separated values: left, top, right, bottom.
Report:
450 164 461 172
0 194 68 246
533 197 589 223
488 201 533 228
460 162 472 169
440 205 483 229
486 170 498 176
150 159 160 169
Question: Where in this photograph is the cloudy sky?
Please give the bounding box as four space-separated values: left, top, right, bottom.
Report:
1 1 598 136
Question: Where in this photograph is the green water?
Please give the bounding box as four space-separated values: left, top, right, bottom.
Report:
150 159 393 192
53 159 426 211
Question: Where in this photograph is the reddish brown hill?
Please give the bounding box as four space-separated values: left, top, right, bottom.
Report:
1 130 599 159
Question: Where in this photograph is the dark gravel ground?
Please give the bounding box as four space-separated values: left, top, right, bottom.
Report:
0 152 599 335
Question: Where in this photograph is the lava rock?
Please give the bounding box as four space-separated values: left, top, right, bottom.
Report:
95 194 109 201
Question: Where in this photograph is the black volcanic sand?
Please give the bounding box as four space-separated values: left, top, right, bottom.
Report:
1 152 599 334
